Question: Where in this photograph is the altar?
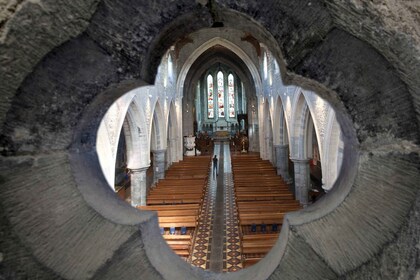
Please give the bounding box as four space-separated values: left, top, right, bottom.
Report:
213 130 230 141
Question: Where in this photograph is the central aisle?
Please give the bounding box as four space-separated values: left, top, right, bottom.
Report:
190 142 242 272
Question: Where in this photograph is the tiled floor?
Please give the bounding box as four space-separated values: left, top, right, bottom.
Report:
190 142 243 272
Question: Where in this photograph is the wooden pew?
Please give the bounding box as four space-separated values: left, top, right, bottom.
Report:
158 216 197 228
139 204 200 211
241 234 278 254
239 212 285 225
231 154 302 268
140 156 211 260
162 234 192 258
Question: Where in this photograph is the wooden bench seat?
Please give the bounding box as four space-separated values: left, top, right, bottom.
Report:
162 234 192 240
166 243 191 250
235 180 285 184
158 215 197 227
235 188 291 193
236 193 294 201
157 179 206 185
138 204 200 211
150 189 204 195
155 209 199 217
148 193 203 198
165 174 208 180
243 257 261 267
238 207 300 214
172 249 190 257
237 201 300 208
242 233 279 241
234 181 286 185
234 181 286 186
239 215 285 226
242 235 278 256
242 240 277 254
151 184 205 189
147 197 202 205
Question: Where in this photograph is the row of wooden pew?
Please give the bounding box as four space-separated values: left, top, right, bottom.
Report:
139 156 211 260
231 154 301 268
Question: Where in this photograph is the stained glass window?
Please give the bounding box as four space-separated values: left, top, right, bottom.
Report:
228 74 235 118
207 74 214 118
217 71 224 118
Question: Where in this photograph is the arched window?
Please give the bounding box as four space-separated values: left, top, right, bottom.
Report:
207 74 214 119
228 73 235 118
217 71 225 117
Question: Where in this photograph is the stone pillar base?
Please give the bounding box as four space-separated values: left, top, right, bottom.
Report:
152 149 166 183
275 144 292 183
291 158 311 207
130 166 149 207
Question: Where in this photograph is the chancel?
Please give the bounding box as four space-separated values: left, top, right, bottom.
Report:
0 1 419 280
195 63 245 140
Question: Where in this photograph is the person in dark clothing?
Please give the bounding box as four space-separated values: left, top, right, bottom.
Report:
213 155 218 178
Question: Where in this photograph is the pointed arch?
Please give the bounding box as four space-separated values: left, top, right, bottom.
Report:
96 89 151 189
150 100 166 151
125 99 150 168
323 110 344 191
291 92 312 159
262 99 274 162
273 96 289 146
177 37 262 99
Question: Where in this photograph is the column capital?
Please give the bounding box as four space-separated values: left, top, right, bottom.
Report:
290 158 311 164
129 166 150 173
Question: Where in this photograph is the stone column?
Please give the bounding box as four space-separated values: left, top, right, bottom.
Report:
152 149 166 182
167 137 176 168
291 158 311 207
275 144 292 183
130 167 149 207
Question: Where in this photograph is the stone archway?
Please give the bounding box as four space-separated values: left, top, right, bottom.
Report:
150 101 167 182
0 2 419 280
166 101 179 168
273 96 292 183
290 92 313 205
322 110 343 192
262 100 274 162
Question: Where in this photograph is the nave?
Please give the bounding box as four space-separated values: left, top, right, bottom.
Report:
137 142 300 272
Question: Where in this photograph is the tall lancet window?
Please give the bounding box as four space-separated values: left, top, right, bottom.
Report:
228 73 235 118
207 74 214 118
217 71 225 117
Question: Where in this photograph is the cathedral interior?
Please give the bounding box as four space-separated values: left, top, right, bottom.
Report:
0 1 419 279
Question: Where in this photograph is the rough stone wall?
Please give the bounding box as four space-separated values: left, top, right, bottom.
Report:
0 0 101 126
343 193 420 280
0 1 213 279
325 0 420 137
0 0 419 279
216 0 333 69
294 28 419 146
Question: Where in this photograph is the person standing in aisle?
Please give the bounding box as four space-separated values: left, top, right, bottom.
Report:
213 155 218 178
